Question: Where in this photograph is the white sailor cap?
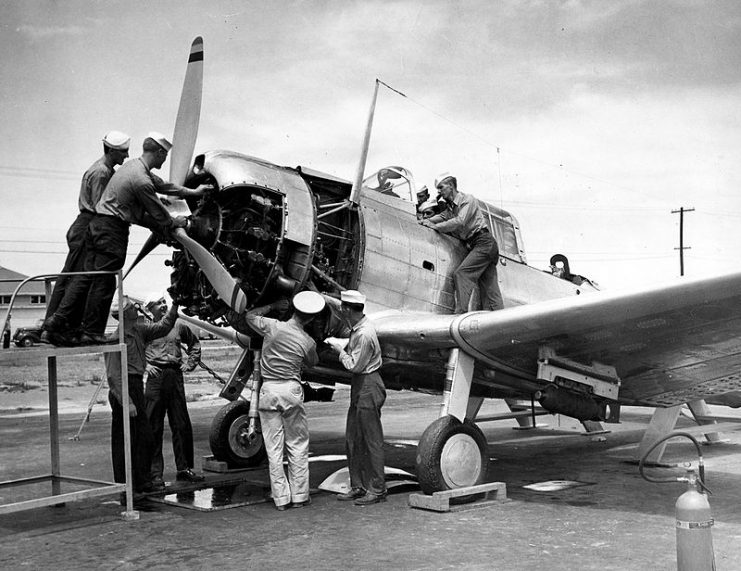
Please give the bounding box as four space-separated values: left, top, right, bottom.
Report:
145 292 167 309
147 131 173 152
102 130 131 150
419 198 439 214
434 172 454 188
292 291 326 314
340 290 366 305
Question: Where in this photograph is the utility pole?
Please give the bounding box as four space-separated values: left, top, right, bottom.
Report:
671 207 694 276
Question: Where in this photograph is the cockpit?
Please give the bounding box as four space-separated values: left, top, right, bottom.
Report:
363 166 416 202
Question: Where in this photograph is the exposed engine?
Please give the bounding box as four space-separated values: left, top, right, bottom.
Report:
168 185 285 321
166 152 360 328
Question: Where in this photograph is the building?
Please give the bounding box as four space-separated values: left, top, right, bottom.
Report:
0 265 48 331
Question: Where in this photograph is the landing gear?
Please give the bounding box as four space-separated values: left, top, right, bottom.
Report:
416 415 488 494
209 400 267 468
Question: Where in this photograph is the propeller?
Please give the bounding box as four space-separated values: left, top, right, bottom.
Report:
123 36 203 278
123 36 247 313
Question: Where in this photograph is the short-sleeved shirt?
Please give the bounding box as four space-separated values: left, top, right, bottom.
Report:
78 157 114 213
146 320 201 369
95 157 174 233
104 308 179 378
246 315 318 383
427 191 487 242
339 316 382 375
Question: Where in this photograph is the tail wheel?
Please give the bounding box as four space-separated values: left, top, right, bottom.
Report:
209 400 267 468
415 415 488 494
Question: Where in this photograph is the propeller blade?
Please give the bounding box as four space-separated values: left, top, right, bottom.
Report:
125 37 205 282
173 227 247 313
177 310 251 349
123 232 162 280
170 36 204 186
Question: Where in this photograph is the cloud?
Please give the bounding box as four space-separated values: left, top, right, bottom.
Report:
16 24 86 40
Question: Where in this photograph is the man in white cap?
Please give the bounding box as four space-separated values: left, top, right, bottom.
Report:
232 291 325 511
325 290 387 506
143 292 203 488
68 133 211 345
420 173 503 313
104 295 179 502
42 131 131 345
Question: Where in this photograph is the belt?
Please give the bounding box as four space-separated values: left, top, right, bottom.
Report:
151 362 181 370
467 227 489 242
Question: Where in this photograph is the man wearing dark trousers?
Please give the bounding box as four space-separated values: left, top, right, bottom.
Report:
420 172 504 313
42 131 130 345
105 296 178 501
144 293 203 489
326 290 387 506
75 132 197 345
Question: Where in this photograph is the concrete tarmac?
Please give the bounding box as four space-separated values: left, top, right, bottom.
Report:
1 386 741 570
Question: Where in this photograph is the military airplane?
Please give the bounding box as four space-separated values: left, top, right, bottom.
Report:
130 37 741 494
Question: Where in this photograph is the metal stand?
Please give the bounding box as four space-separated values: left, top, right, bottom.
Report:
0 271 136 519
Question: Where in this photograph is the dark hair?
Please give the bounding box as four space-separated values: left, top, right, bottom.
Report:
341 301 364 312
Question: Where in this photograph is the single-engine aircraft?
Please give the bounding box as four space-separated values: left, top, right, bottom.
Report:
129 37 741 494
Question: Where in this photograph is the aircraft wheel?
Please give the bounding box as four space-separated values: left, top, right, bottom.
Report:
209 400 267 468
416 415 488 494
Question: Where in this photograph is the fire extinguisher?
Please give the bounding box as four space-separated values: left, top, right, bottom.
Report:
639 431 715 571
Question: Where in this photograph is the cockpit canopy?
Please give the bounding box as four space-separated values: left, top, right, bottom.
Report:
363 166 415 202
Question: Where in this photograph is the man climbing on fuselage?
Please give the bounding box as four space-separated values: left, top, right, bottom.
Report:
419 172 503 313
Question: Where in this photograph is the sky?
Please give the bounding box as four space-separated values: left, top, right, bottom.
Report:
1 0 740 299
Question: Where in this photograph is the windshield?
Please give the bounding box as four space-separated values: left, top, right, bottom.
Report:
363 166 415 202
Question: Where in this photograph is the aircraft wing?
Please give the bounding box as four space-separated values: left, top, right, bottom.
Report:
371 270 741 407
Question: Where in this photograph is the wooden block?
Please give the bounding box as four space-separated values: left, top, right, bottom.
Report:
202 456 235 473
408 482 507 512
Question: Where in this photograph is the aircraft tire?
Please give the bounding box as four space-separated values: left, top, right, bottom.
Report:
416 415 488 494
209 400 267 468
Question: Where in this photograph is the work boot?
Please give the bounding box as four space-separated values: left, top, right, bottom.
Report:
354 492 387 506
336 488 365 501
176 469 205 482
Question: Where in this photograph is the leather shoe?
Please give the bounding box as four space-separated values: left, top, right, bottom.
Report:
275 504 289 511
291 499 311 508
337 488 365 501
354 492 387 506
79 333 112 346
42 315 67 333
152 479 166 492
41 330 78 347
176 469 205 482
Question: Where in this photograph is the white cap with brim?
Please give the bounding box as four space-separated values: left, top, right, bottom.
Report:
434 172 454 188
103 130 131 150
340 290 366 305
147 131 173 152
293 291 325 314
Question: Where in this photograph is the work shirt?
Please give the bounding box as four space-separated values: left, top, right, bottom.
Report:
427 191 488 242
146 320 201 370
95 157 174 233
246 315 318 383
339 316 382 375
104 306 178 382
78 157 114 213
